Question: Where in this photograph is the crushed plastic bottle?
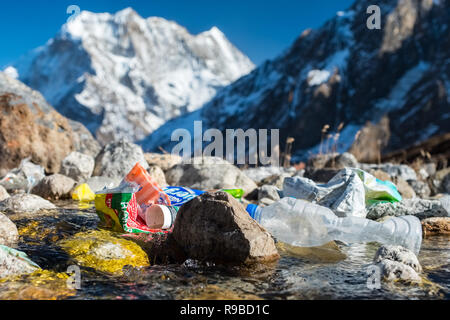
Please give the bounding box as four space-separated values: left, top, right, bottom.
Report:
246 198 422 254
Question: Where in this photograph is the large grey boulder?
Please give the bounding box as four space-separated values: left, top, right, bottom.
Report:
171 192 280 265
166 157 257 196
372 245 422 283
0 245 40 279
60 152 95 182
0 194 56 213
31 174 76 200
94 140 148 180
367 198 449 220
0 213 18 247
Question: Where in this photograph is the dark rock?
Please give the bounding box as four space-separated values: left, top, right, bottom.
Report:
304 168 341 183
171 192 279 265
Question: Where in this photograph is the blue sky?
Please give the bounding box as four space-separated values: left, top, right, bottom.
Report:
0 0 355 68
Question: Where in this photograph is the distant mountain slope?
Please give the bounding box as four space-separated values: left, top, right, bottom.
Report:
141 0 450 162
7 8 254 145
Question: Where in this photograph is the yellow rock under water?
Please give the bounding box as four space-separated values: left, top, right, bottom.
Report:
59 229 150 274
0 270 75 300
276 241 347 263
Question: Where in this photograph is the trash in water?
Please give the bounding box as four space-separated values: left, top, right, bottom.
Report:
123 162 171 207
163 186 244 207
283 168 402 218
95 163 175 234
246 198 422 255
0 158 45 193
72 183 96 202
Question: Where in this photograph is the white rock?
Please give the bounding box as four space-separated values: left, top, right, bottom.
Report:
61 152 95 182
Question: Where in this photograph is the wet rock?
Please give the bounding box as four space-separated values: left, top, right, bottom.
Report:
422 217 450 237
258 185 281 202
144 153 182 172
0 246 40 279
367 199 449 220
395 178 416 199
243 166 296 185
374 245 422 273
373 245 422 283
324 152 358 169
166 157 257 196
0 213 18 246
60 152 95 182
85 176 120 193
408 180 431 198
93 139 148 180
0 186 9 201
172 192 280 265
0 194 56 213
31 174 76 200
147 165 167 187
58 230 150 274
376 260 422 283
430 168 450 195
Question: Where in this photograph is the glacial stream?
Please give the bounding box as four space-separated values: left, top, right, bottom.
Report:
1 201 448 300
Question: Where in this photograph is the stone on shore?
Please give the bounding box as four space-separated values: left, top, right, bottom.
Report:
60 152 95 182
31 174 76 200
373 245 422 283
367 199 449 220
0 186 9 201
0 213 19 246
0 194 56 213
165 157 257 196
93 140 148 180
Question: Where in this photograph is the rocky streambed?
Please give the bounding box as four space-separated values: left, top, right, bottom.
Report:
0 199 448 300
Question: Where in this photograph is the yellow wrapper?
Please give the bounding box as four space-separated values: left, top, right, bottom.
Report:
72 184 96 202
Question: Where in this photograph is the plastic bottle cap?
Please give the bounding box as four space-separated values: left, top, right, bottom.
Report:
160 205 174 229
246 204 259 220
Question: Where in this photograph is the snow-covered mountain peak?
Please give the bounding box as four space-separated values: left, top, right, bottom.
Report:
10 8 255 144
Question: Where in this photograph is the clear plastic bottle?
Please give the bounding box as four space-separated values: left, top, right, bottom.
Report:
247 198 422 254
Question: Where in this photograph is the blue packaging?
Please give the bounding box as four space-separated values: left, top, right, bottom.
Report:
162 186 205 206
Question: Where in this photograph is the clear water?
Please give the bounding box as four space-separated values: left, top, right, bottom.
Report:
2 201 448 300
